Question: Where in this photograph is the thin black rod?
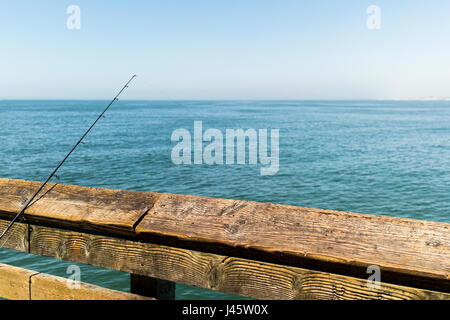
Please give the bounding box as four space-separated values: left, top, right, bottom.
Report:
0 75 137 241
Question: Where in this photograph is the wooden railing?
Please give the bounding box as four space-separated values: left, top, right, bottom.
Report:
0 178 448 300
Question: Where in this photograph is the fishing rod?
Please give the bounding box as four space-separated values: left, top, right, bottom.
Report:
0 75 137 243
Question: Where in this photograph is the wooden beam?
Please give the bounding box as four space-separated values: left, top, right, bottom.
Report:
0 178 448 292
0 178 159 237
2 221 448 300
0 263 38 300
0 263 152 300
134 193 450 290
0 219 28 252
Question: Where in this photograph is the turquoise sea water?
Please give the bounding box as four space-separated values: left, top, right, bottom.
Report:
0 100 449 299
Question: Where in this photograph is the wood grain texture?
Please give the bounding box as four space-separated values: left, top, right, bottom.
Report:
0 179 448 292
0 178 160 236
0 263 38 300
0 263 151 300
0 219 29 252
24 224 450 300
135 193 450 290
30 272 152 300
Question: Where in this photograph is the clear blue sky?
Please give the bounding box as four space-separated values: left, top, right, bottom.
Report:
1 1 450 99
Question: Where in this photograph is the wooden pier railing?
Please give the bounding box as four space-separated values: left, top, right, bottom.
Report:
0 178 448 300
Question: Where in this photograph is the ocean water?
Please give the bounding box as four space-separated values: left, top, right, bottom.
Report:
0 100 449 299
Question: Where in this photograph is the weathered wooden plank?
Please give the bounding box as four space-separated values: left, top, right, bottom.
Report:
135 193 450 290
130 274 175 300
0 179 448 292
30 272 152 300
0 178 160 236
0 263 38 300
0 263 151 300
20 223 450 300
0 219 28 252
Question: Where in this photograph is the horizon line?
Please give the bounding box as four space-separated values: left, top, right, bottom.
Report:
0 98 442 102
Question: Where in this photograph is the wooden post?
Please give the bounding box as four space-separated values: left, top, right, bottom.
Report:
130 274 175 300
